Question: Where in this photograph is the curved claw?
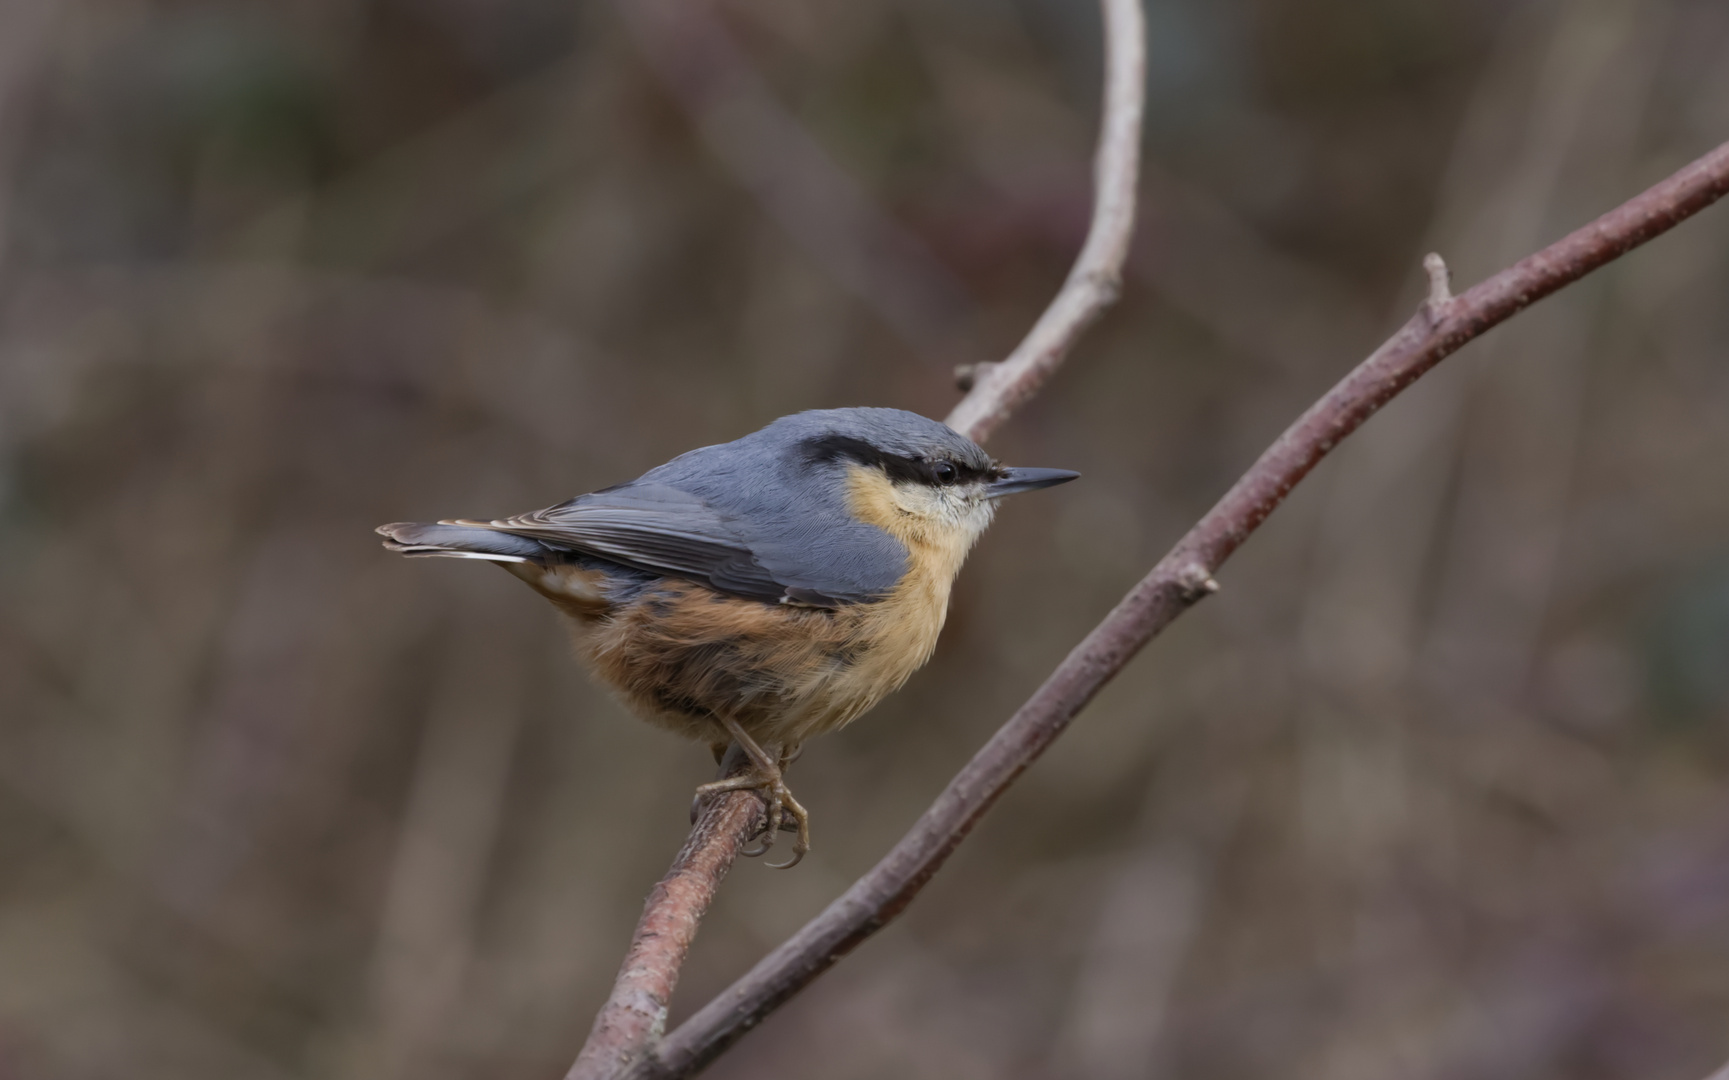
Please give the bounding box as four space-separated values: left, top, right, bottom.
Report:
766 784 810 870
692 767 811 866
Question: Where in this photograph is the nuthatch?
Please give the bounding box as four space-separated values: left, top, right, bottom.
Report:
378 407 1076 866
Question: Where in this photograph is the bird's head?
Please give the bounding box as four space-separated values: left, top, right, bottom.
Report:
773 408 1078 554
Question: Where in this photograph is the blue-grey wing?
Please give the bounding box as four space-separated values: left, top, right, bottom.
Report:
451 481 901 606
451 483 786 601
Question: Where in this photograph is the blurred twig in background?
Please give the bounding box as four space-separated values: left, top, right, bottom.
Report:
0 1 59 269
608 0 972 357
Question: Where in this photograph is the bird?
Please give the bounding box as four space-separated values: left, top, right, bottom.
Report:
377 407 1076 867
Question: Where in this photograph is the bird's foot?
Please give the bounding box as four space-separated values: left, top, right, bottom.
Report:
694 766 810 869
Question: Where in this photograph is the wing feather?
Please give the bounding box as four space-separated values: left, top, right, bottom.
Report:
448 483 792 602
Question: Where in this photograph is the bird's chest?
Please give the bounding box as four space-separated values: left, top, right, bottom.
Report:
578 554 958 745
842 555 953 692
831 466 983 688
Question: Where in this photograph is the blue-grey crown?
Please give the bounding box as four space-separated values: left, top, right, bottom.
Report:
765 408 995 479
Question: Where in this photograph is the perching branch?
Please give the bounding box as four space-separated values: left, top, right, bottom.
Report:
564 0 1148 1075
623 140 1729 1079
565 749 764 1080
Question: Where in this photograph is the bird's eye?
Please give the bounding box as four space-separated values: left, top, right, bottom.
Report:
932 461 957 484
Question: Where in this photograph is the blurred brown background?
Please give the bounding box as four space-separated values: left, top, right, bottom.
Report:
1 0 1728 1077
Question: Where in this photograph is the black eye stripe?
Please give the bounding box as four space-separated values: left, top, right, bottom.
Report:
804 435 995 487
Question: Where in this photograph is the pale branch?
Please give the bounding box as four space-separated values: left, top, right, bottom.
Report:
1423 251 1452 310
563 0 1148 1075
624 139 1729 1079
944 0 1147 444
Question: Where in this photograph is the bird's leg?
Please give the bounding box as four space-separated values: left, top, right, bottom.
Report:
693 716 811 869
713 724 785 855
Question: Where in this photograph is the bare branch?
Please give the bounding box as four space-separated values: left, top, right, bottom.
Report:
565 749 766 1080
944 0 1147 443
564 1 1147 1074
625 139 1729 1079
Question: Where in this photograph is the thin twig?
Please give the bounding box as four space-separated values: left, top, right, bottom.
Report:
564 0 1147 1075
624 140 1729 1079
0 0 58 269
565 748 765 1080
944 0 1146 443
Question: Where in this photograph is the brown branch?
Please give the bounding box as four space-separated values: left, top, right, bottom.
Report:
565 749 765 1080
623 140 1729 1079
944 0 1146 444
563 0 1147 1075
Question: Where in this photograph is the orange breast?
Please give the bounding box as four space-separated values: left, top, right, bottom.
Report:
559 571 948 750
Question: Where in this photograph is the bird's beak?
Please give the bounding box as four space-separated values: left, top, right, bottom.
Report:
985 467 1080 499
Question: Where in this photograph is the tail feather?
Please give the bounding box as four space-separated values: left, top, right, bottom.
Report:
376 521 547 564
